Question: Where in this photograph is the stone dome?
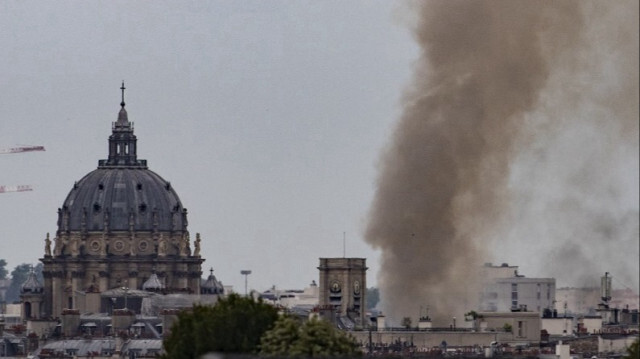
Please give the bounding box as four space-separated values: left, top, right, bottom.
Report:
21 270 43 293
142 272 165 291
57 83 187 233
201 268 224 295
60 168 186 232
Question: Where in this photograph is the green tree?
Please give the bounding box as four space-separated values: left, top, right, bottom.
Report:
366 287 379 309
162 293 279 358
623 337 639 359
0 259 7 280
259 316 301 356
261 316 362 358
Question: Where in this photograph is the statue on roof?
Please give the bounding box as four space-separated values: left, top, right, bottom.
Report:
45 233 52 257
194 233 201 257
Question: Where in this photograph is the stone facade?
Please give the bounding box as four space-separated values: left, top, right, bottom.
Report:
38 85 204 318
318 258 367 327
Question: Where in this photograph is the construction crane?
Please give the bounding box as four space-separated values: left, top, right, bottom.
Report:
0 185 33 193
0 145 45 154
1 145 45 194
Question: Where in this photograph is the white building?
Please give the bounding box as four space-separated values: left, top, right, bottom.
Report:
598 334 639 354
479 263 555 313
259 281 319 309
541 316 574 336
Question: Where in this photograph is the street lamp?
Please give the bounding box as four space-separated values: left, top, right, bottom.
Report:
121 286 129 310
240 270 252 296
453 316 456 330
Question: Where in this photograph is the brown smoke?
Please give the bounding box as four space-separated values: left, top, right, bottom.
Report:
499 1 639 291
365 1 586 324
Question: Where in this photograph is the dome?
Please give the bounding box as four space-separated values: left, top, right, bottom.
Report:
201 268 224 295
21 270 43 294
142 272 165 291
57 83 188 233
61 169 186 232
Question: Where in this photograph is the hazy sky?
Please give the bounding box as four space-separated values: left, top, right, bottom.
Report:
1 1 637 296
0 1 417 291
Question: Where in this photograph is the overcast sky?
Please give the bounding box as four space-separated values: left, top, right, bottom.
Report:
0 1 417 291
1 1 637 295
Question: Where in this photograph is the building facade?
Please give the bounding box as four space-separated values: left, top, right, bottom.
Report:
38 85 204 318
318 258 367 327
479 263 555 313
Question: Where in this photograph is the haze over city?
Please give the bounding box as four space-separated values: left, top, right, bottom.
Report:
1 0 637 324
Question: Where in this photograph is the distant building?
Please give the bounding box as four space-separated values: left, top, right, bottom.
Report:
479 263 555 313
0 278 9 303
555 287 601 315
259 280 319 309
478 311 541 343
318 258 367 328
5 86 229 358
30 85 217 319
541 315 574 336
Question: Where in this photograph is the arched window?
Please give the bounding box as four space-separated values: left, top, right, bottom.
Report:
24 302 32 318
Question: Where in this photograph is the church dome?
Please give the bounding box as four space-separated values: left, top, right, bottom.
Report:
21 269 43 294
61 169 186 232
201 268 224 294
142 272 165 291
57 83 188 233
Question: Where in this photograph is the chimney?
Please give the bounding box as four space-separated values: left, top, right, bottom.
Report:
112 308 135 336
160 309 181 338
61 308 80 337
376 314 386 332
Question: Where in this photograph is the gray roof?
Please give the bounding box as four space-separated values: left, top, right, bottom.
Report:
142 273 165 290
60 168 186 232
101 288 156 298
36 338 163 357
37 339 115 357
21 270 43 293
57 98 188 233
201 269 224 294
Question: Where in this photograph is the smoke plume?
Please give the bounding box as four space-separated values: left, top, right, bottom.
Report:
499 1 639 291
365 1 637 324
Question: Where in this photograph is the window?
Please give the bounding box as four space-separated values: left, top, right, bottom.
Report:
517 321 526 337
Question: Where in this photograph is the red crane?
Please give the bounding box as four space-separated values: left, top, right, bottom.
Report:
0 145 45 194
